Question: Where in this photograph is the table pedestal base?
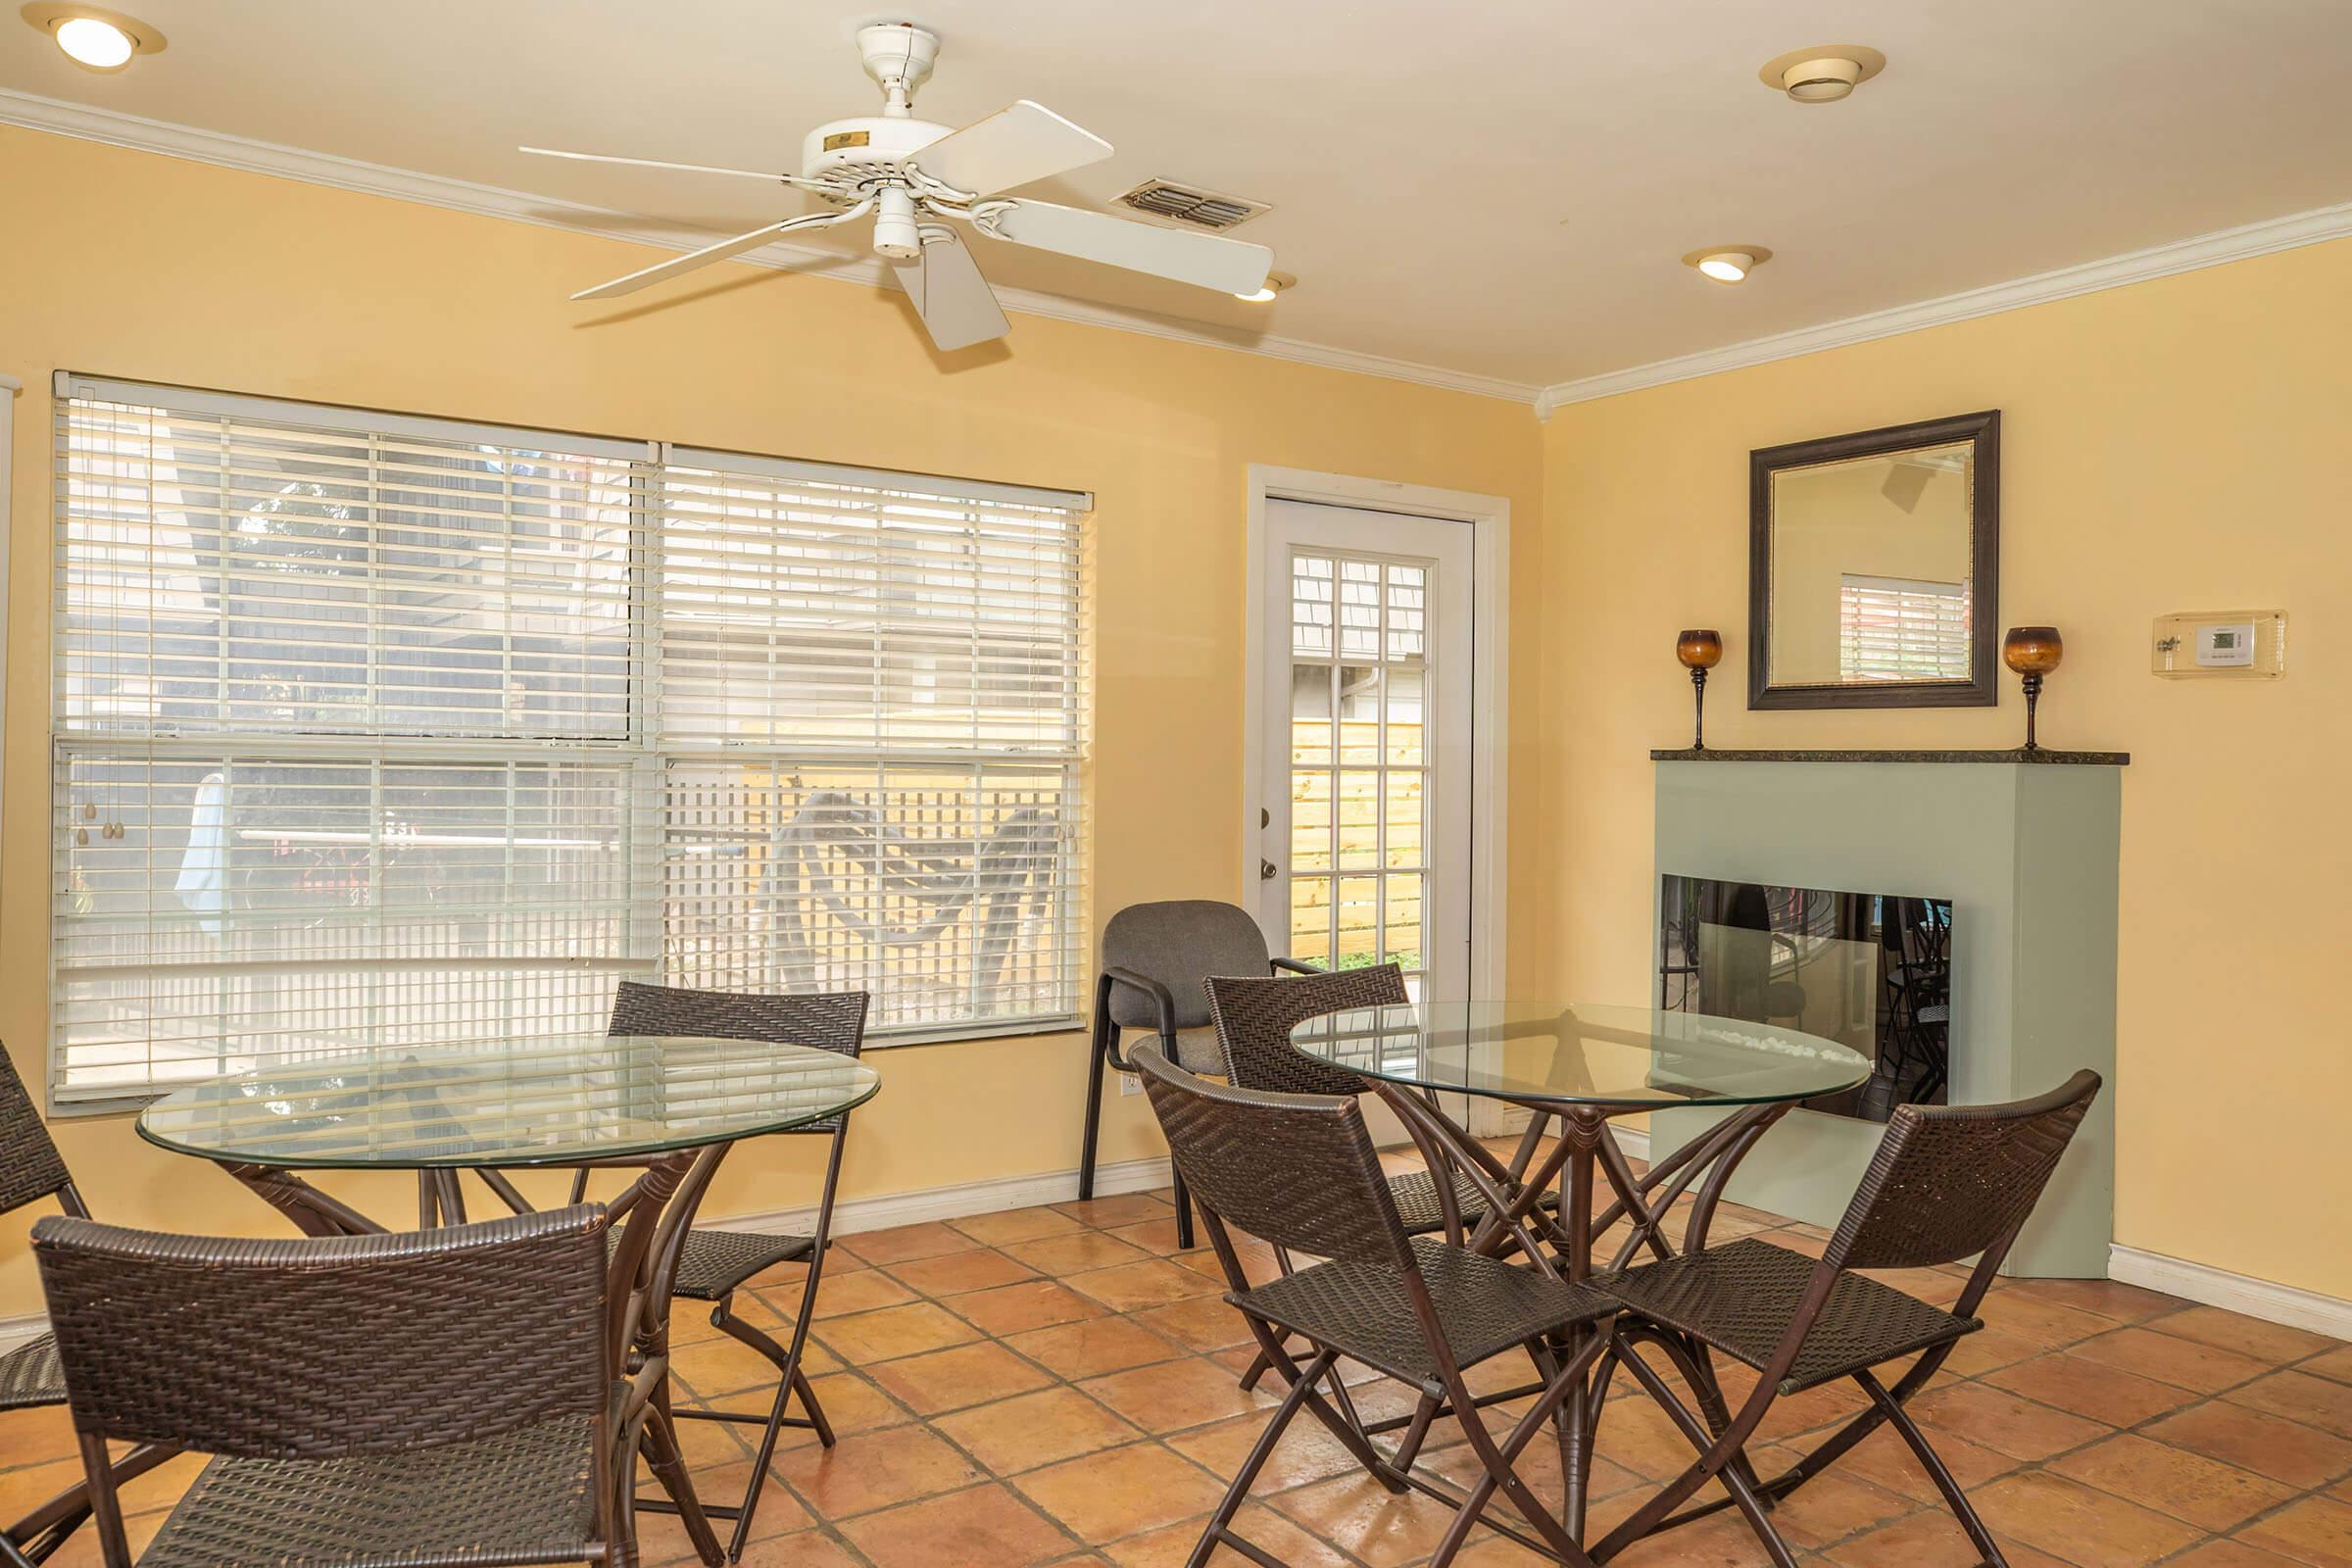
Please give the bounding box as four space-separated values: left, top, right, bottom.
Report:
1362 1086 1798 1561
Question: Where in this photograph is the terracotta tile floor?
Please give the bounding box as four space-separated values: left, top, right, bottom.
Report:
5 1153 2348 1568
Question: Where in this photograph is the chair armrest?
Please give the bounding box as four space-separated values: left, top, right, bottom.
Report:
1269 956 1324 976
1100 966 1178 1071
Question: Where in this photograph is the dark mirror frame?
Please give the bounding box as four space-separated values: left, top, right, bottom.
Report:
1748 409 2001 710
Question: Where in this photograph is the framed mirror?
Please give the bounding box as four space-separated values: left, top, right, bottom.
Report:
1749 410 1999 709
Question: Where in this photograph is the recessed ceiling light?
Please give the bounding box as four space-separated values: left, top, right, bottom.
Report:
20 3 167 72
1757 44 1885 104
1683 246 1772 284
1235 270 1296 304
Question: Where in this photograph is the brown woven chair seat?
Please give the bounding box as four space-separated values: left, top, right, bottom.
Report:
0 1332 64 1412
1600 1236 1979 1394
1386 1169 1559 1236
139 1414 599 1568
620 1228 818 1302
1232 1236 1614 1395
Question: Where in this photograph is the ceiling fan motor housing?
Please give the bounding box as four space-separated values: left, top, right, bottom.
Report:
801 115 955 193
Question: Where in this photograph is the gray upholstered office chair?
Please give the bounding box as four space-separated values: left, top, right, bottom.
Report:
1080 900 1318 1249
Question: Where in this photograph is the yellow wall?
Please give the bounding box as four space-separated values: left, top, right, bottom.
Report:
9 121 2346 1317
1537 234 2352 1298
0 126 1546 1316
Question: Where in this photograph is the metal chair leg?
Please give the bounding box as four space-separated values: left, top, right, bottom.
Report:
1171 1164 1196 1250
1862 1370 2011 1568
653 1299 833 1560
1079 1030 1108 1203
1618 1345 1796 1568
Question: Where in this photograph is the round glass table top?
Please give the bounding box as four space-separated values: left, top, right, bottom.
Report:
136 1033 881 1170
1288 1001 1871 1108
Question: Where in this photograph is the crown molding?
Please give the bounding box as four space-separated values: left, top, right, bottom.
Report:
1535 198 2352 417
0 89 1541 406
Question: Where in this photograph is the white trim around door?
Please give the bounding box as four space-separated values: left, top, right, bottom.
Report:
1241 464 1511 1044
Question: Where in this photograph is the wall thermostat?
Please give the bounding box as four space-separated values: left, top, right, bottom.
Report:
2151 610 2285 679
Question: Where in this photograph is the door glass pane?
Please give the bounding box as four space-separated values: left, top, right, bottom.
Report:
1337 770 1381 871
1290 770 1333 872
1289 875 1332 965
1384 772 1424 869
1337 666 1381 765
1384 871 1424 973
1278 543 1439 994
1385 667 1425 765
1291 555 1333 657
1334 875 1379 970
1387 564 1427 660
1338 561 1380 660
1289 665 1332 765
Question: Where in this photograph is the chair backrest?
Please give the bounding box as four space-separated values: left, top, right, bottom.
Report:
0 1043 73 1217
609 981 869 1058
1102 902 1270 1031
34 1204 611 1461
1823 1070 2102 1272
1131 1045 1413 1271
1205 964 1407 1097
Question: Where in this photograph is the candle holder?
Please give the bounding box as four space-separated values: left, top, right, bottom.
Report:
2002 626 2064 751
1677 630 1724 749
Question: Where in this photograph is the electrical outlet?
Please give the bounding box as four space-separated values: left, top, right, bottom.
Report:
1119 1072 1143 1097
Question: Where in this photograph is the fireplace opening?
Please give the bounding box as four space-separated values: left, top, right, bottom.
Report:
1659 873 1953 1123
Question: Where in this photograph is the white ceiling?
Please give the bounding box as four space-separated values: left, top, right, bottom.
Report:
7 1 2352 394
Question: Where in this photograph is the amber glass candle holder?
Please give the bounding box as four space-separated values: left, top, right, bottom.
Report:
1677 629 1724 749
2002 626 2064 751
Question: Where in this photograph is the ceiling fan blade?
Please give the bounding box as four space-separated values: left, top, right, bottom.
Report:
520 145 791 184
572 220 806 300
983 200 1273 295
912 101 1112 197
890 232 1011 352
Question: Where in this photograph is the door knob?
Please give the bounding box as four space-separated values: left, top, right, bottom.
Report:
1258 858 1278 881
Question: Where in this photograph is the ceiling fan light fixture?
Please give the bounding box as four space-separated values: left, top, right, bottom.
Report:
1757 45 1885 104
20 3 166 72
1235 270 1296 303
1684 246 1771 284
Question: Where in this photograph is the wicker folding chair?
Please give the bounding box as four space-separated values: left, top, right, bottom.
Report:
1592 1069 2103 1568
1205 965 1567 1242
592 980 868 1560
1083 901 1323 1250
0 1046 189 1567
1205 965 1568 1398
1132 1044 1618 1568
32 1204 622 1568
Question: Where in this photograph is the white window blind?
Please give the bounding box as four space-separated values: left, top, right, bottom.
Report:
52 377 1088 1101
651 448 1087 1038
1838 573 1971 683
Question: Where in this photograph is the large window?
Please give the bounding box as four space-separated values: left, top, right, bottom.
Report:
51 375 1088 1101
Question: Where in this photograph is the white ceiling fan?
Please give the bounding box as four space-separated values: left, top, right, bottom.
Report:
522 22 1276 352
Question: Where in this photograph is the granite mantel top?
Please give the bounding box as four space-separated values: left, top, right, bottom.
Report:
1650 747 2130 765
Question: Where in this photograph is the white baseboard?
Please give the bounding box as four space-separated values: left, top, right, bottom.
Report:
2109 1245 2352 1343
694 1153 1174 1243
0 1155 1176 1358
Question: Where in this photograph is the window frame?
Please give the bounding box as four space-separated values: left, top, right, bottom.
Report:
48 373 1093 1106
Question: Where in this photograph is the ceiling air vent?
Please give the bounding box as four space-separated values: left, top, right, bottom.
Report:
1115 179 1270 231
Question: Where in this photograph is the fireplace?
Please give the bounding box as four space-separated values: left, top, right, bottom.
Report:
1658 873 1953 1123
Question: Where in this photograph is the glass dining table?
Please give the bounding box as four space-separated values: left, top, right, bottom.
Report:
1290 999 1870 1544
137 1032 880 1568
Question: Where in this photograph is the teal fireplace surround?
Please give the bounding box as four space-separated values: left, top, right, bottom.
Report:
1648 751 2123 1277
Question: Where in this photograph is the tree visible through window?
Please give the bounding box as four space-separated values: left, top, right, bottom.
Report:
1838 574 1971 682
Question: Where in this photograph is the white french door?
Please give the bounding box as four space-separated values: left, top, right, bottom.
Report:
1257 499 1475 1011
